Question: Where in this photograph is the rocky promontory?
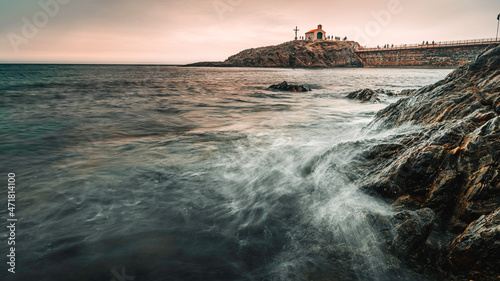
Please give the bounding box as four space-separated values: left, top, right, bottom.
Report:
357 44 500 280
186 40 363 68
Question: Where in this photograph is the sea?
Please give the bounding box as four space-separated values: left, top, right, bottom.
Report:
0 65 452 281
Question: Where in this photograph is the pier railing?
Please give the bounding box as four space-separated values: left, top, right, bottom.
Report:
354 38 500 52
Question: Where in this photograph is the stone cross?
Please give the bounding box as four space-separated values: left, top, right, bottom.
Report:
294 26 299 40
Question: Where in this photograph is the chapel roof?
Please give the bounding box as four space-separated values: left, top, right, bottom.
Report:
305 29 319 33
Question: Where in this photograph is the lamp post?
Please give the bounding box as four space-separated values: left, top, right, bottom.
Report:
497 14 500 41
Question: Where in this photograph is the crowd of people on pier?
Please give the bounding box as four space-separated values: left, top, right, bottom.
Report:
373 40 437 49
297 36 348 41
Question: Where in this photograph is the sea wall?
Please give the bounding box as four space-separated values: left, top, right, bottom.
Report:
355 45 488 67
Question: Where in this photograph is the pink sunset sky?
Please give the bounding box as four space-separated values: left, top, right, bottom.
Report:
0 0 499 64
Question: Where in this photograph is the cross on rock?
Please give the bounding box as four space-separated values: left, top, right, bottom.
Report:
294 26 300 40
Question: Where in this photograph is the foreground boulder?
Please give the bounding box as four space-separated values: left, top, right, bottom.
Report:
268 81 310 92
355 44 500 279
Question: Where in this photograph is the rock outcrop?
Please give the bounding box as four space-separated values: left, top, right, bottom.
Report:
357 44 500 280
366 208 437 259
397 89 416 96
347 88 382 103
186 40 363 68
346 89 404 103
268 81 310 92
389 208 437 258
447 208 500 278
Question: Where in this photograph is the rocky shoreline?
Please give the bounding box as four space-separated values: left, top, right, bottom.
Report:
354 44 500 280
191 42 500 280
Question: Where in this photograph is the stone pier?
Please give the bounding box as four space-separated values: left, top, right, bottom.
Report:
355 39 500 67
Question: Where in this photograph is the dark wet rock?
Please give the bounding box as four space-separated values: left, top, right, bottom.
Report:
346 88 381 103
356 44 500 279
447 208 500 279
398 89 416 96
268 81 310 92
365 208 436 260
389 208 436 257
375 89 396 96
346 88 397 103
363 44 500 230
186 40 363 68
392 195 423 211
364 212 395 250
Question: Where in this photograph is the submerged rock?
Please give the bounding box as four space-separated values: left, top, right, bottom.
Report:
398 89 416 96
355 44 500 279
346 88 382 103
346 88 397 103
268 81 310 92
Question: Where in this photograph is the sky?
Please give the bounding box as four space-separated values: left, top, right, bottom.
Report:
0 0 499 64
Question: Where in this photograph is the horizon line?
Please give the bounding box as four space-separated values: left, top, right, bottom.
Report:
0 62 186 65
